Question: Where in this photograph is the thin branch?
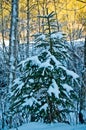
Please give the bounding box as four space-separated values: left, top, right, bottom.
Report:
76 0 86 4
58 5 86 12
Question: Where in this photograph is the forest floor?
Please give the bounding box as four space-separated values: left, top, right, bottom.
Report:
10 122 86 130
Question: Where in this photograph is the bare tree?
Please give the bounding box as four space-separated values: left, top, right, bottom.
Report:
9 0 19 90
36 0 41 33
26 0 30 57
53 0 60 31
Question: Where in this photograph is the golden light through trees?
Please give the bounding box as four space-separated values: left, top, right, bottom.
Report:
0 0 86 40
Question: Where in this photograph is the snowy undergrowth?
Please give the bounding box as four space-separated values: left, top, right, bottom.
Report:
10 122 86 130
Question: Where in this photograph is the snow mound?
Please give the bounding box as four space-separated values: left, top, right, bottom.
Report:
10 122 86 130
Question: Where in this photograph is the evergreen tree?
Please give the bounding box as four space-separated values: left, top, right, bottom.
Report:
10 11 79 123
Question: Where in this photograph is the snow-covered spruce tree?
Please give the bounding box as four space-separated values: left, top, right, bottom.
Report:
10 11 79 123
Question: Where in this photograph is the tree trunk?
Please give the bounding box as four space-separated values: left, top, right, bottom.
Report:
53 0 59 31
26 0 30 58
84 37 86 68
80 36 86 112
46 8 53 54
9 0 19 91
37 0 41 33
83 36 86 109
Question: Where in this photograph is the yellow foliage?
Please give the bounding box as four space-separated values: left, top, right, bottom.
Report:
0 0 86 37
1 0 86 22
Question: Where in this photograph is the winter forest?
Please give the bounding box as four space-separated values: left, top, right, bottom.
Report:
0 0 86 130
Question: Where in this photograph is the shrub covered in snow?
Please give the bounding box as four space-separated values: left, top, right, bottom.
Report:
10 12 79 124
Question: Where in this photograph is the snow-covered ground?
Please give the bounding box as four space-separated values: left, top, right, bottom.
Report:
10 122 86 130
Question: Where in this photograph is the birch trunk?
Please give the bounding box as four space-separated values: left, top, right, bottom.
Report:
9 0 19 91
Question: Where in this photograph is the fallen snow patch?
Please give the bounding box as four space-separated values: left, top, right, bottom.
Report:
10 122 86 130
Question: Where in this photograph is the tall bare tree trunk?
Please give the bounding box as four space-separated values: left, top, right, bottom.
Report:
80 37 86 112
53 0 59 31
0 0 8 59
26 0 30 58
9 0 19 91
46 8 53 54
41 0 48 33
83 36 86 108
36 0 41 33
84 37 86 68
